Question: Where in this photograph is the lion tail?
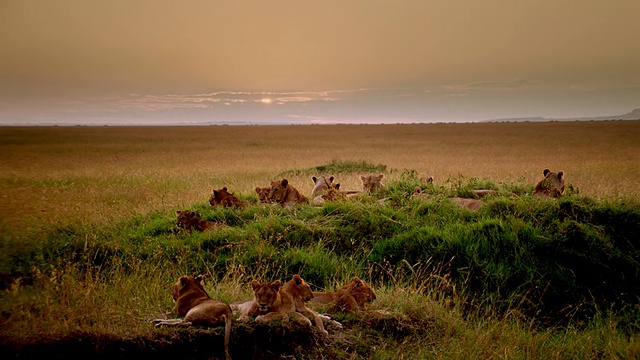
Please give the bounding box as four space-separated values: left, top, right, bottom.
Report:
223 313 232 360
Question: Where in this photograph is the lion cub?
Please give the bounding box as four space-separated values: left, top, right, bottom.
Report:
176 210 224 233
310 277 377 314
361 174 386 194
153 276 232 360
209 187 246 208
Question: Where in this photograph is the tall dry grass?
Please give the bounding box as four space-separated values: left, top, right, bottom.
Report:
1 121 639 234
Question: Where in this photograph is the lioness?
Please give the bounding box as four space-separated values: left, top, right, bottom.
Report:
361 174 386 194
533 169 565 198
282 274 329 336
310 277 377 314
176 210 224 233
209 187 246 208
450 197 484 211
153 276 232 360
255 186 272 204
311 176 335 197
236 279 314 328
268 179 309 207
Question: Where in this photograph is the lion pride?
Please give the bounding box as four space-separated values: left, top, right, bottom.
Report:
268 179 309 207
153 276 232 360
533 168 565 198
310 277 377 314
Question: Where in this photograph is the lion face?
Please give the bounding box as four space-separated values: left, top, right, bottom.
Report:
268 179 289 203
361 174 385 194
285 274 314 302
176 210 198 231
251 280 282 312
534 169 565 198
255 187 271 203
344 277 376 308
209 187 231 206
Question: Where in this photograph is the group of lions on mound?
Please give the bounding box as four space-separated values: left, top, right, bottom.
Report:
178 169 566 232
154 274 377 360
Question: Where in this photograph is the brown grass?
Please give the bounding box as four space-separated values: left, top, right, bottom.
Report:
1 121 639 233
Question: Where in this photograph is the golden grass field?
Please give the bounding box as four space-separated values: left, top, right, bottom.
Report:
1 120 639 234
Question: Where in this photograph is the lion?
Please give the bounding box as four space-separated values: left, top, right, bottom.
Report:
209 187 246 208
361 174 386 194
449 197 484 211
533 169 565 198
176 210 224 233
310 277 377 314
312 183 347 204
236 279 314 328
153 275 232 360
255 186 272 203
311 176 335 197
281 274 329 336
268 179 309 207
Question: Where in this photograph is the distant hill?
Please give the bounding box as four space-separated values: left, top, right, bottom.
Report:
485 108 640 123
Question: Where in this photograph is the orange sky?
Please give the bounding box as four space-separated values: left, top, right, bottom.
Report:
1 0 639 124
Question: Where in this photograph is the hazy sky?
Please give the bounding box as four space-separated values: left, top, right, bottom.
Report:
1 0 639 124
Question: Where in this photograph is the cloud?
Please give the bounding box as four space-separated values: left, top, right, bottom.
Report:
444 78 539 93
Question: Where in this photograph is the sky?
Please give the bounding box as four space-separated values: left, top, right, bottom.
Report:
1 0 639 125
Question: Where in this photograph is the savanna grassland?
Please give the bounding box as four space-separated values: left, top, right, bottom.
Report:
1 121 639 359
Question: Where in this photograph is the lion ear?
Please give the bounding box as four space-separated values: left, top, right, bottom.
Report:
213 190 219 196
179 276 188 287
176 210 182 215
360 175 366 181
271 280 282 292
251 280 260 290
255 187 260 193
312 176 317 183
223 187 228 191
195 275 204 283
377 174 384 180
543 169 550 177
335 183 341 190
557 171 564 180
293 275 303 286
329 176 334 182
281 179 288 187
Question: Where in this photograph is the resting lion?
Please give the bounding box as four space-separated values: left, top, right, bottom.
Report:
361 174 386 194
209 187 246 208
235 279 318 330
255 186 272 203
153 275 232 360
282 274 329 335
310 277 377 314
268 179 309 207
312 183 347 204
176 210 224 233
533 168 565 198
311 176 335 197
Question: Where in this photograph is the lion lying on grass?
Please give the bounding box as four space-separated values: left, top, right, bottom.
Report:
310 277 377 314
176 210 224 232
234 276 332 335
269 179 309 207
153 275 232 360
209 187 246 208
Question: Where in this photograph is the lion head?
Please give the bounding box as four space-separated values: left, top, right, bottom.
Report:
533 169 565 198
251 279 282 313
311 176 335 197
176 210 221 232
268 179 290 204
361 174 385 194
341 277 376 309
172 275 208 305
283 274 314 303
255 186 271 203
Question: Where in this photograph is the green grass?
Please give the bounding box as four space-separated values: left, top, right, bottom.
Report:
1 169 639 358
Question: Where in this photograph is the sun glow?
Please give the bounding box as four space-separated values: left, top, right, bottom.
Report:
260 98 272 104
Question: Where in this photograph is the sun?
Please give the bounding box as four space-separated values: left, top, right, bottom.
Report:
260 98 272 104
